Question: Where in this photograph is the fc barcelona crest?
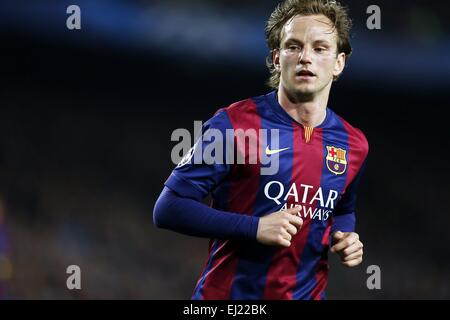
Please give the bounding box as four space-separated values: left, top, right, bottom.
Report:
326 146 347 175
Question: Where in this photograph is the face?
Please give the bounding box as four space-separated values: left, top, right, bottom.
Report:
273 14 346 99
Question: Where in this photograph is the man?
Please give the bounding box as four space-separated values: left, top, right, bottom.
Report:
153 0 368 300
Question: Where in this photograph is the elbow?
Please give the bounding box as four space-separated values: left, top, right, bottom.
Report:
152 187 175 229
152 207 162 228
153 196 166 228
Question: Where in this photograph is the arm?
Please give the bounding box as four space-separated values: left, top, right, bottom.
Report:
153 186 304 246
155 110 303 246
153 186 259 240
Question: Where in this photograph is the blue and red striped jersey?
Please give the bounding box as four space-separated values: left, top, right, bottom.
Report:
165 90 369 300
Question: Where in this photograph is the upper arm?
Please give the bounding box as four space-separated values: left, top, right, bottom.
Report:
164 109 233 201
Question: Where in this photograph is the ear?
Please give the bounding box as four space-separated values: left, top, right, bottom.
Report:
333 52 346 79
272 49 281 71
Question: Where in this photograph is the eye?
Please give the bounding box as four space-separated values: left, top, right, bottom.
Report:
288 45 301 52
315 47 330 54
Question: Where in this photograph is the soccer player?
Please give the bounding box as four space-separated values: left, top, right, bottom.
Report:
153 0 368 300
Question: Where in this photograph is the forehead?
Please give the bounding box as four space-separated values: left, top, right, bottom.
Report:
281 14 337 44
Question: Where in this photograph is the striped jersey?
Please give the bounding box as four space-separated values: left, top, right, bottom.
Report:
165 90 369 300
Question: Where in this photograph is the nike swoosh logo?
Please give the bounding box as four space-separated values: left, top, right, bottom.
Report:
265 146 290 155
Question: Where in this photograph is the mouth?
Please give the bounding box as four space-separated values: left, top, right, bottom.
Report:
296 70 316 78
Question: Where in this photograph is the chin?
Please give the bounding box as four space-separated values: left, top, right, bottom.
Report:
293 85 316 95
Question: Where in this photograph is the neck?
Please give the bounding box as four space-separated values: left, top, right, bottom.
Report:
277 85 330 127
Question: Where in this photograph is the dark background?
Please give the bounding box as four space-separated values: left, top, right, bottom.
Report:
0 0 449 299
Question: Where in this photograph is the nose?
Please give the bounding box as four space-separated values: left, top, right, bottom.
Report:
298 46 313 65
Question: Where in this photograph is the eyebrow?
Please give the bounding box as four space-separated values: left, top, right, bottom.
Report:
284 38 332 46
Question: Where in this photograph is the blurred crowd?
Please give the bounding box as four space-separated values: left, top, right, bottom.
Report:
0 0 449 299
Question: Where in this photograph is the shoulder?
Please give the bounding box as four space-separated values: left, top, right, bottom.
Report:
219 97 258 116
211 95 261 128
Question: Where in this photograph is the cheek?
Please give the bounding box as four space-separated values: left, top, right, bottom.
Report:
280 55 297 70
317 60 336 76
280 61 295 77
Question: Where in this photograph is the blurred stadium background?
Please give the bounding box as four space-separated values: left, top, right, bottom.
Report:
0 0 449 299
